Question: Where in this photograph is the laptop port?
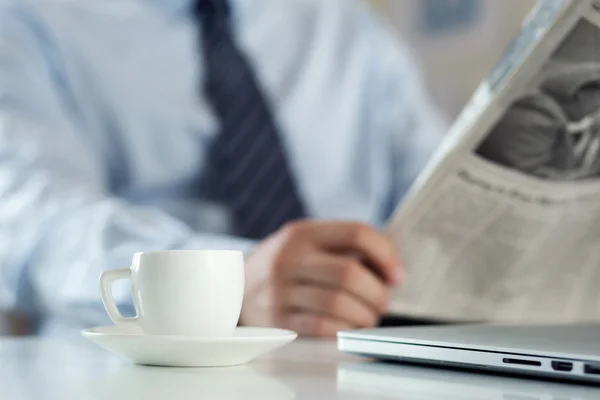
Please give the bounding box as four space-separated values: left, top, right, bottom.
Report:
584 364 600 375
551 361 573 372
502 358 541 367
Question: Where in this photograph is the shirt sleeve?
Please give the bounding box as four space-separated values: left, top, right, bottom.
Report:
0 5 255 327
387 47 449 204
352 0 449 208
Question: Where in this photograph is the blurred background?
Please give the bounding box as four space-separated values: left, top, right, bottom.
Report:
0 0 537 336
374 0 536 119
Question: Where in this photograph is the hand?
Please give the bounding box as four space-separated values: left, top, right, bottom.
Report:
239 221 402 338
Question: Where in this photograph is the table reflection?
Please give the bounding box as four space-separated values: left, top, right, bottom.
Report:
88 364 296 400
337 361 600 399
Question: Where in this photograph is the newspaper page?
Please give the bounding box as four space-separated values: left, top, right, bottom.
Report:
388 0 600 324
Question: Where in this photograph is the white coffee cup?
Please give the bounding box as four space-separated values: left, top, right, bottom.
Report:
99 250 244 337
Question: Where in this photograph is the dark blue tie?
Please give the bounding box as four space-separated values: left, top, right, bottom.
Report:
194 0 307 240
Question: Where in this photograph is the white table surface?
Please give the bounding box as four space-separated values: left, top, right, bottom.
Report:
2 335 600 400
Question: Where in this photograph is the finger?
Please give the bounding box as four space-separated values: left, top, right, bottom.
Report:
283 312 353 338
282 254 390 313
309 222 401 285
282 285 379 328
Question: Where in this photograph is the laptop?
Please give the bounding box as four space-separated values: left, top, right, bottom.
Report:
337 323 600 383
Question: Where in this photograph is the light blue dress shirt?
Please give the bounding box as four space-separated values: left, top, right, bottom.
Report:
0 0 446 335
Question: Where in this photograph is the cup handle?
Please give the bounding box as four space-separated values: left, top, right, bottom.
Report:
99 268 138 325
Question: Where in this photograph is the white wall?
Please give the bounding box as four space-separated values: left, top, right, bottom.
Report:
371 0 537 119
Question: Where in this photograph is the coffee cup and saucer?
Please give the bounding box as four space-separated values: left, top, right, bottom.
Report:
82 250 297 367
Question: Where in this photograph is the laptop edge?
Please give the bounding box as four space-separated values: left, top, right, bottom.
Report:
337 330 600 384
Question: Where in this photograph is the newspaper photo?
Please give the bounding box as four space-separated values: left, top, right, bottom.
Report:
388 0 600 324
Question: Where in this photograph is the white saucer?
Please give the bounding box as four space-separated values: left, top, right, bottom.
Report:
82 324 297 367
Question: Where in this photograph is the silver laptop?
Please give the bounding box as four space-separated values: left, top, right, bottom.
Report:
337 323 600 383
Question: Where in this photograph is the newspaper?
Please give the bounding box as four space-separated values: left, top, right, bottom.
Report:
388 0 600 324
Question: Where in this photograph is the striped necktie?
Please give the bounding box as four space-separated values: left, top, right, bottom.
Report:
194 0 307 240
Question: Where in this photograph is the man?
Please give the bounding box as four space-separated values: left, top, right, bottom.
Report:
0 0 445 337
